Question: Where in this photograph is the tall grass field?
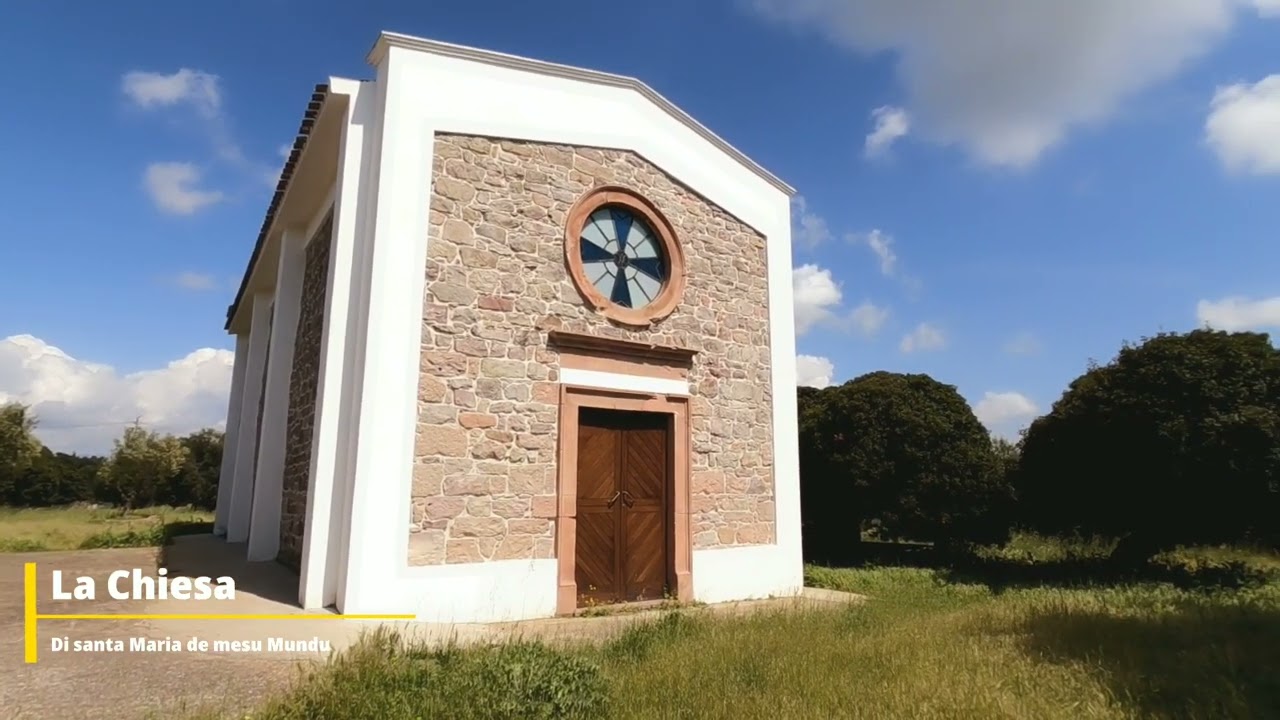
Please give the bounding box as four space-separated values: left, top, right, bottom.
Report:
0 504 213 552
186 535 1280 720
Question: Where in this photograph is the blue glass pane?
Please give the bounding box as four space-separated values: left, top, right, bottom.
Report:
610 208 633 248
580 239 611 262
610 272 632 307
631 257 666 281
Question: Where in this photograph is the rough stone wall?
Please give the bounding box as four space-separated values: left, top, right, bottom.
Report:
278 215 333 572
410 134 775 566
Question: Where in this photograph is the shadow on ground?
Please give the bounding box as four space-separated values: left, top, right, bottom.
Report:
157 531 302 607
808 541 1277 593
1021 604 1280 719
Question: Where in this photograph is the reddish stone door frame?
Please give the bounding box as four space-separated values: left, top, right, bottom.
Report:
555 384 692 615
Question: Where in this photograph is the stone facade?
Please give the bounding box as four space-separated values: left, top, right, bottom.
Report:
410 134 775 566
278 215 333 572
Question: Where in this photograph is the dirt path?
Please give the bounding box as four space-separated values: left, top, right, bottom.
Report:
0 546 324 719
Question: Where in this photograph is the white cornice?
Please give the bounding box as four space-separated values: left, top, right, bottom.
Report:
367 31 796 197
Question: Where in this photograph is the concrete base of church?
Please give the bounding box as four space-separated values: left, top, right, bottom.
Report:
330 544 801 623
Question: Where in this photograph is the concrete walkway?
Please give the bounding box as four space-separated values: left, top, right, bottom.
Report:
1 535 862 719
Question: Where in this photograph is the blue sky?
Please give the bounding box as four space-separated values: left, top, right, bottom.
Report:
1 0 1278 452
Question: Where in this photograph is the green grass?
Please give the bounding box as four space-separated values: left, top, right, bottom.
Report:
0 504 213 552
193 536 1280 720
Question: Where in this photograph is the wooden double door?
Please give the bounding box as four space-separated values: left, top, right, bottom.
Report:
574 408 671 605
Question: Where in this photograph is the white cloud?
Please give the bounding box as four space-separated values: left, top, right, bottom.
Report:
170 272 217 291
1254 0 1280 16
122 69 222 115
792 195 833 248
144 162 223 215
1205 75 1280 175
899 322 946 353
849 229 922 295
1003 332 1043 356
123 67 275 190
750 0 1271 168
793 264 889 336
796 355 836 388
0 335 234 455
972 391 1039 438
848 301 889 336
1197 296 1280 330
794 264 844 334
865 105 911 157
851 229 898 276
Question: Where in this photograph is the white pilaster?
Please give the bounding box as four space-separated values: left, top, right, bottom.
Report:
226 291 274 543
213 334 249 536
336 50 430 614
299 80 368 609
247 229 308 561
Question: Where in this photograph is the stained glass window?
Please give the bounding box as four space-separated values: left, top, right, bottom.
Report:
578 206 668 310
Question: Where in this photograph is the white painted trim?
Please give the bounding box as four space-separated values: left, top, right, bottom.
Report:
332 78 384 613
368 32 794 197
762 191 805 594
692 545 802 604
378 48 780 237
299 80 368 610
213 335 249 536
337 52 433 614
558 368 689 396
247 229 308 561
226 292 274 543
395 560 557 623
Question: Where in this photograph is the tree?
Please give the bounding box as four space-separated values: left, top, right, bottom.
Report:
1014 329 1280 561
0 402 43 501
798 372 1010 560
13 449 101 506
97 425 190 511
173 429 224 509
991 436 1020 483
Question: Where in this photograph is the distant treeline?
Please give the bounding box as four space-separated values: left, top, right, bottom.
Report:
0 408 222 510
799 328 1280 564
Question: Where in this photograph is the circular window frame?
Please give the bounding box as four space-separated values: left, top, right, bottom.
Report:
563 185 686 326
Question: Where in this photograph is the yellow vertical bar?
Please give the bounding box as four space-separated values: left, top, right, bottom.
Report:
24 562 38 664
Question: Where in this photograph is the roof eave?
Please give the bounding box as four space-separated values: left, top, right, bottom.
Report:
223 84 332 333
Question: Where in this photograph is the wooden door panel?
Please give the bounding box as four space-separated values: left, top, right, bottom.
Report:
575 509 617 600
576 412 622 602
621 416 669 601
623 507 666 600
624 425 667 502
576 422 619 501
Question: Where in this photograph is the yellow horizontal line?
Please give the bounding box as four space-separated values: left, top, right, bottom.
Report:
36 614 416 621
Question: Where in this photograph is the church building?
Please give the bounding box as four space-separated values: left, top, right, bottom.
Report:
212 31 804 623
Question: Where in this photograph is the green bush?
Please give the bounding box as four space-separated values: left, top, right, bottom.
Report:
1015 329 1280 559
0 537 47 552
77 525 167 549
799 371 1011 559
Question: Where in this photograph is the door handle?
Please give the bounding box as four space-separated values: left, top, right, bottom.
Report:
620 490 635 507
606 491 621 507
